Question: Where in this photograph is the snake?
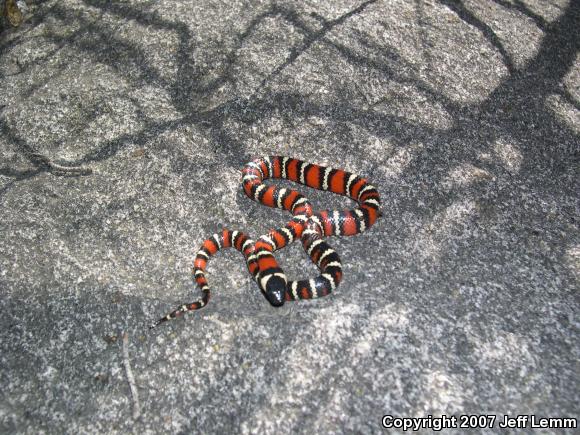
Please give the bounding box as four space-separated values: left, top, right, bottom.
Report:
152 156 381 327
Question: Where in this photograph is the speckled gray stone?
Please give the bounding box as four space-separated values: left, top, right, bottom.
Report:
0 0 578 434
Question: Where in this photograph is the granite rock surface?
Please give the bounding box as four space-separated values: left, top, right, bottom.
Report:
0 0 578 433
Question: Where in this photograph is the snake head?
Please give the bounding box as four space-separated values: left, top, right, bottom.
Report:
260 273 287 307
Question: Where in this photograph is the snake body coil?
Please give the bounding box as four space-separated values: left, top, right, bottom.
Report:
153 156 381 327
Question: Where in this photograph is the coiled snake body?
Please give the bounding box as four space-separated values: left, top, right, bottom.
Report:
153 156 381 327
